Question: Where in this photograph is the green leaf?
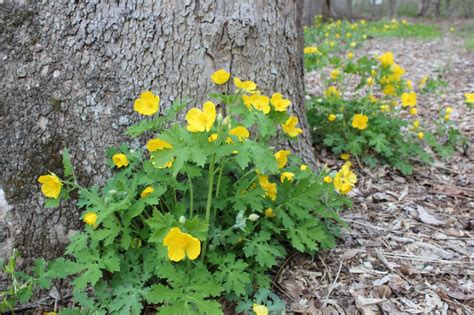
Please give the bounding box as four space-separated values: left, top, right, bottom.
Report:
62 148 74 178
44 198 60 208
146 212 175 243
210 253 251 297
72 263 102 290
183 217 209 240
145 264 223 315
243 231 286 268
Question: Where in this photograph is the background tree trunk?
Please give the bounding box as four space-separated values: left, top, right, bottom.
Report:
0 0 313 262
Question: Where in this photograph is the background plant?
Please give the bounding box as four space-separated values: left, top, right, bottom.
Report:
303 19 465 175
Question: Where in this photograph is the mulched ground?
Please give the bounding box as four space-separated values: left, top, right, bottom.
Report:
278 21 474 314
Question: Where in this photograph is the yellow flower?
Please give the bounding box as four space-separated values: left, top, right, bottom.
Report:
333 165 357 195
300 164 308 171
328 114 336 122
413 119 420 130
146 138 173 152
383 84 396 96
350 42 356 48
152 158 174 169
186 101 216 132
409 107 417 115
274 150 291 169
43 312 57 315
304 46 319 54
38 173 62 199
379 51 394 67
417 132 424 140
351 114 369 130
234 77 257 92
133 91 160 116
369 95 377 103
242 95 253 109
83 212 97 225
347 52 353 59
346 32 352 38
163 227 201 262
330 69 340 80
445 106 453 114
418 76 428 88
323 176 333 183
282 116 303 137
406 80 413 90
264 208 276 218
113 153 129 168
465 93 474 103
229 126 250 142
258 175 277 201
208 133 218 142
250 95 270 114
253 304 268 315
366 77 374 86
340 153 350 160
280 172 295 183
211 69 230 85
380 105 390 112
401 91 417 107
141 186 154 198
270 93 291 112
325 86 340 98
444 114 450 121
389 64 405 81
450 27 455 32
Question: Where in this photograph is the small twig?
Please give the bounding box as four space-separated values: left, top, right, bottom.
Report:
323 260 343 308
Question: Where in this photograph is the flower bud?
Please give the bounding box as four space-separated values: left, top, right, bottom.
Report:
179 215 186 224
217 112 223 124
222 116 231 128
108 189 117 195
248 214 260 222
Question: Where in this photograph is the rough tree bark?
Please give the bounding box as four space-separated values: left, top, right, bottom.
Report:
0 0 314 262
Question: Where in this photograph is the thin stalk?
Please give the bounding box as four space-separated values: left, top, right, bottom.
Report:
201 154 216 260
186 167 194 218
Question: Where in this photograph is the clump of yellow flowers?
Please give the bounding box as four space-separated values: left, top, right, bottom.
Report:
36 68 348 315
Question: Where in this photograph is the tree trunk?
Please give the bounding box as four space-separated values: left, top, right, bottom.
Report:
0 0 313 262
329 0 353 19
303 0 324 26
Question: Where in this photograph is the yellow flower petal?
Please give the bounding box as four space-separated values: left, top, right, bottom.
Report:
38 173 62 199
112 153 129 168
83 212 97 225
163 227 201 262
274 150 291 169
185 101 216 132
282 116 303 137
211 69 230 85
134 91 160 116
141 186 154 198
253 304 268 315
351 114 368 130
146 138 173 152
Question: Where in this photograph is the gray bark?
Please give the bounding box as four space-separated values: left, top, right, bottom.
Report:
303 0 326 26
329 0 353 19
0 0 312 262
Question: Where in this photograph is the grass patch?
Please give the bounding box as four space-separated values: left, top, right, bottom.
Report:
459 24 474 50
366 21 442 39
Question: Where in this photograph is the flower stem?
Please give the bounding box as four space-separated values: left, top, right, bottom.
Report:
201 154 216 260
186 166 194 218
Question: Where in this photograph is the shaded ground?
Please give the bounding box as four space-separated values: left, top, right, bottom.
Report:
278 23 474 314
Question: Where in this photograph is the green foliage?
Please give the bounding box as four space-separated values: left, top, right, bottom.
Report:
0 250 49 313
304 19 464 175
38 79 349 313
